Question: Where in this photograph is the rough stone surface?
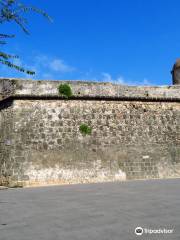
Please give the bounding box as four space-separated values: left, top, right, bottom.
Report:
0 79 180 186
0 78 180 100
0 99 14 185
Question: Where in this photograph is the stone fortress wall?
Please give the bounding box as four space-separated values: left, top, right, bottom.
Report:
0 78 179 186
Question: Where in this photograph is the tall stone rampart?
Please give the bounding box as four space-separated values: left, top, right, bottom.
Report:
0 78 180 186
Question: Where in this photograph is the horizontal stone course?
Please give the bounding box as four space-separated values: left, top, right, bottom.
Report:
0 78 180 100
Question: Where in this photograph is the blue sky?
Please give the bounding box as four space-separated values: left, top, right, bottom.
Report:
1 0 180 85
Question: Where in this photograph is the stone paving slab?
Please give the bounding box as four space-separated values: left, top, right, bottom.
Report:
0 179 180 240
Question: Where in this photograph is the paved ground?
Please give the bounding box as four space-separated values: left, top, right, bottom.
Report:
0 179 180 240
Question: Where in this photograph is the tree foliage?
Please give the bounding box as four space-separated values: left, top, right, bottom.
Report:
0 0 51 75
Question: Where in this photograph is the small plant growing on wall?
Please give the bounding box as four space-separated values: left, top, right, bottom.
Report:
79 124 92 135
58 83 73 98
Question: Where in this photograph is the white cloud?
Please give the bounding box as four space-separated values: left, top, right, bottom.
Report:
2 54 76 79
100 72 153 86
80 71 151 85
0 52 154 85
125 78 153 86
49 59 75 72
142 78 151 85
79 68 98 81
34 54 75 73
101 72 125 84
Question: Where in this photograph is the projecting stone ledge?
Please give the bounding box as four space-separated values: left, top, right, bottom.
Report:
0 78 179 101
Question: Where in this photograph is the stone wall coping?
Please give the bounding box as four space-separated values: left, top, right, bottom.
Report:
0 78 180 101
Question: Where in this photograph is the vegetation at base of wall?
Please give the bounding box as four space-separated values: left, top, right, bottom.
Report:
79 124 92 135
58 83 73 98
0 176 23 188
